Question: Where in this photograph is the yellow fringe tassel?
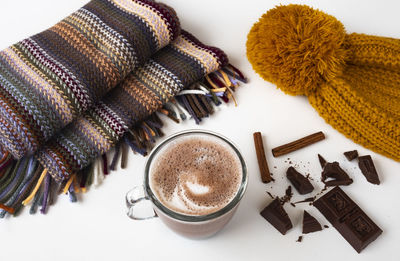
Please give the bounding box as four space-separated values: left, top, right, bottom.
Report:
62 174 76 194
22 169 48 206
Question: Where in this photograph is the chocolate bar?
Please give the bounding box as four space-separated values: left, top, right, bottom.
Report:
358 155 380 185
314 187 382 253
260 199 293 235
286 167 314 194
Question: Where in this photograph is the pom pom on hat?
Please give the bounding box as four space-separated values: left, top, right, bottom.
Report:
246 5 348 96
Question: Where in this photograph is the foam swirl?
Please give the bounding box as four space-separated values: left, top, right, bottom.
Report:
150 135 242 216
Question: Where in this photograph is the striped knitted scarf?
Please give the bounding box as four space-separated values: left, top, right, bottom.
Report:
0 2 245 216
0 0 180 159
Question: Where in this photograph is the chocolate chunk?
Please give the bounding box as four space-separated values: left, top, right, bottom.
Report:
358 155 380 185
260 199 293 235
302 211 322 234
321 162 353 186
314 187 382 253
286 167 314 194
296 236 303 242
318 154 327 168
344 150 358 161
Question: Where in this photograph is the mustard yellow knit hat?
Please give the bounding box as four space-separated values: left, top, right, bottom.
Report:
246 4 400 162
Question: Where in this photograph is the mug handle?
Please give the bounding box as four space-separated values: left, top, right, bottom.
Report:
126 185 157 220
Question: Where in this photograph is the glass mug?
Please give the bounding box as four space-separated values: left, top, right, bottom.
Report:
126 130 248 239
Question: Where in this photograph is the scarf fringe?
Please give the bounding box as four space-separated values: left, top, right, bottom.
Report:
0 64 246 217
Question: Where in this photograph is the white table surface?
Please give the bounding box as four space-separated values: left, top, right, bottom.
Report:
1 0 400 260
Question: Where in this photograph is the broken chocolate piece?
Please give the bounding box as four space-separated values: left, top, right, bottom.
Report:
344 150 358 161
302 211 322 234
358 155 380 185
260 199 293 235
286 167 314 194
318 154 327 168
314 187 382 253
322 162 353 186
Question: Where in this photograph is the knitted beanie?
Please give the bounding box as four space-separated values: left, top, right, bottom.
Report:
246 4 400 161
0 0 180 159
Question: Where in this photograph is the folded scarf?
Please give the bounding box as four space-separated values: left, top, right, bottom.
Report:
0 30 245 216
0 0 180 159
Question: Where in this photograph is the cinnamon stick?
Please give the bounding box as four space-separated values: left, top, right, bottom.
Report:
272 131 325 157
253 132 272 183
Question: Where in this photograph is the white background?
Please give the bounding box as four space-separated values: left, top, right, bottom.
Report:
1 0 400 260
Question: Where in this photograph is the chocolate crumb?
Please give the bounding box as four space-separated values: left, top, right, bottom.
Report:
286 186 292 197
278 186 293 205
296 236 303 242
324 225 329 229
294 197 315 204
266 191 274 199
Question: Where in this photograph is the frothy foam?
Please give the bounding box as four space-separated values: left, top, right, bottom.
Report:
150 134 242 216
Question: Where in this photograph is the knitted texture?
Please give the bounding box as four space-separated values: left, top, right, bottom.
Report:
37 31 229 182
247 4 400 161
0 0 180 159
246 4 347 96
